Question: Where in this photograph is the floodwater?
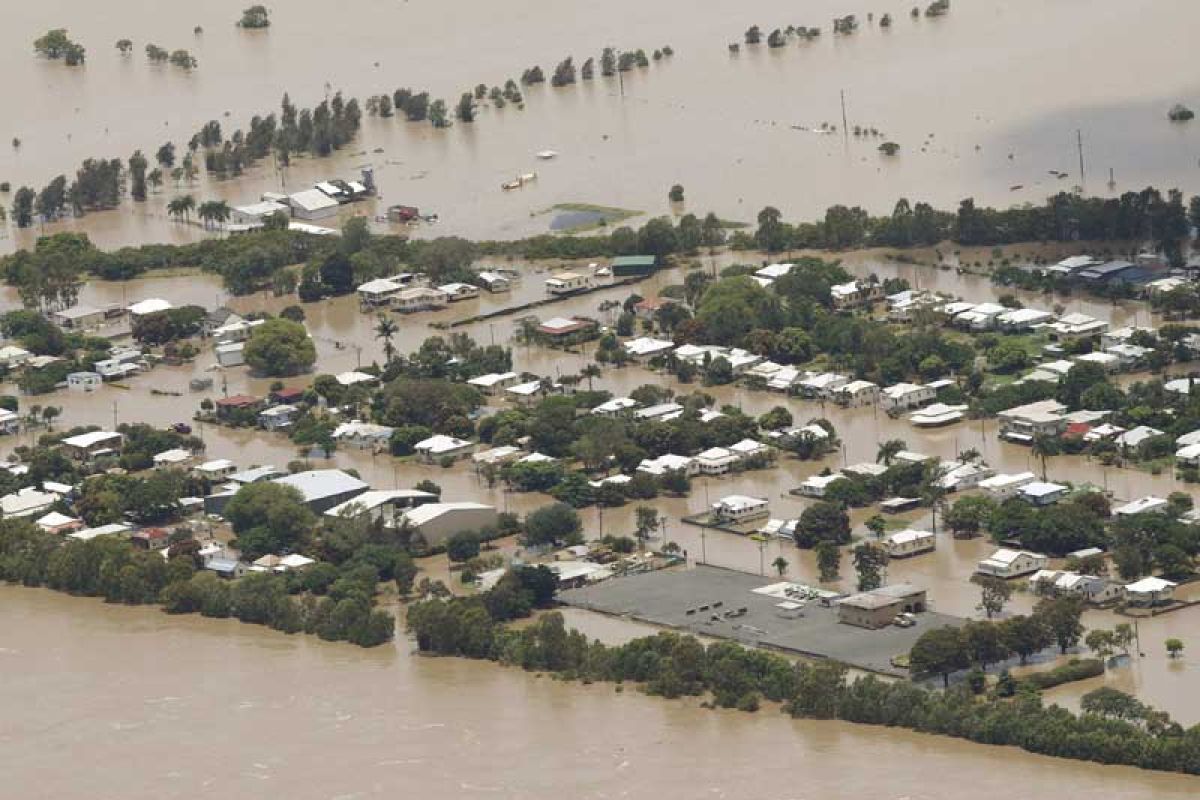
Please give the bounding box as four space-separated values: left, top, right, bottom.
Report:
4 586 1200 800
3 248 1200 729
4 0 1200 252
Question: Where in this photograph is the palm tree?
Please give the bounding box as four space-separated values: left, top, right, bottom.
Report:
958 446 982 464
1031 434 1058 481
374 315 398 363
876 438 906 465
581 363 601 391
772 556 789 576
197 201 217 229
167 194 195 224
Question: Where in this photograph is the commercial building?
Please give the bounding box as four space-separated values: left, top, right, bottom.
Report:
837 584 927 629
400 502 499 548
271 469 370 514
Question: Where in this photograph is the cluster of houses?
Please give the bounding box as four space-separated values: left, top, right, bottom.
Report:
973 545 1177 607
228 170 378 233
355 269 519 314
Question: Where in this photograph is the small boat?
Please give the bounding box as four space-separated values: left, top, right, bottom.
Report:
501 172 538 191
535 150 558 160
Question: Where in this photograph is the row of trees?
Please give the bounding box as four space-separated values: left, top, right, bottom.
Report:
407 602 1200 774
909 594 1086 686
0 517 395 647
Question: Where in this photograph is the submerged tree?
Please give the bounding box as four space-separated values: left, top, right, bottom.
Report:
238 5 271 28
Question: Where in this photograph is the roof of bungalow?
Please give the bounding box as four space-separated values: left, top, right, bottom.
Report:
332 421 394 440
754 263 795 279
61 430 122 449
128 298 173 316
1125 576 1177 593
538 317 594 335
1019 481 1068 499
591 397 638 415
1113 496 1169 516
623 337 675 357
467 371 520 388
1115 425 1164 448
635 402 684 421
152 448 192 465
414 434 472 453
335 371 377 386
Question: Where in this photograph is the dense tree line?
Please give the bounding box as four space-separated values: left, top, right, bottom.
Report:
408 596 1200 775
0 512 400 647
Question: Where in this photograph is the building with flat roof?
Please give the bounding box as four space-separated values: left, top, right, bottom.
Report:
272 469 369 514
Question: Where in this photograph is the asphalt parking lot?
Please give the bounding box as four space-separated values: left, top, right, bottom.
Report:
560 565 966 675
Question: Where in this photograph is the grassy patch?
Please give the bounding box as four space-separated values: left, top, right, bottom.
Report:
540 203 643 234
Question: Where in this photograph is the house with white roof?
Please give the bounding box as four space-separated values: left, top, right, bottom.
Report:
767 366 801 392
60 431 123 461
979 471 1037 499
193 459 237 480
1165 378 1196 396
1113 496 1170 517
1104 343 1152 369
152 448 193 468
883 529 935 558
936 461 995 492
635 402 684 422
1030 570 1122 604
335 371 378 387
544 271 589 295
1114 425 1164 451
476 271 513 292
796 472 847 498
467 372 521 395
881 382 935 411
955 302 1008 330
0 408 20 435
438 282 481 302
997 307 1054 330
910 403 967 428
637 453 697 477
472 445 523 466
695 446 739 475
1018 481 1069 506
711 495 769 523
830 280 879 309
1074 351 1120 373
623 337 675 360
836 380 880 407
591 397 638 417
998 399 1068 441
128 298 172 317
1176 442 1200 468
414 434 473 462
976 548 1048 578
1124 576 1177 606
258 404 299 432
505 379 563 405
392 287 449 312
0 344 31 369
332 421 395 449
797 372 849 398
0 487 61 518
1045 312 1108 341
754 263 795 280
1101 326 1155 350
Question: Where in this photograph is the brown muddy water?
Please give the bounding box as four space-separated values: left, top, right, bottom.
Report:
4 2 1200 789
4 586 1200 800
4 0 1200 252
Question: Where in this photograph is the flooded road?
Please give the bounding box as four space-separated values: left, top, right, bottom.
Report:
4 586 1200 799
4 0 1200 252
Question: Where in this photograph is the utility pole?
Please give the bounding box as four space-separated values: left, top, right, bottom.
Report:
840 90 849 141
111 401 118 430
1076 129 1086 190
